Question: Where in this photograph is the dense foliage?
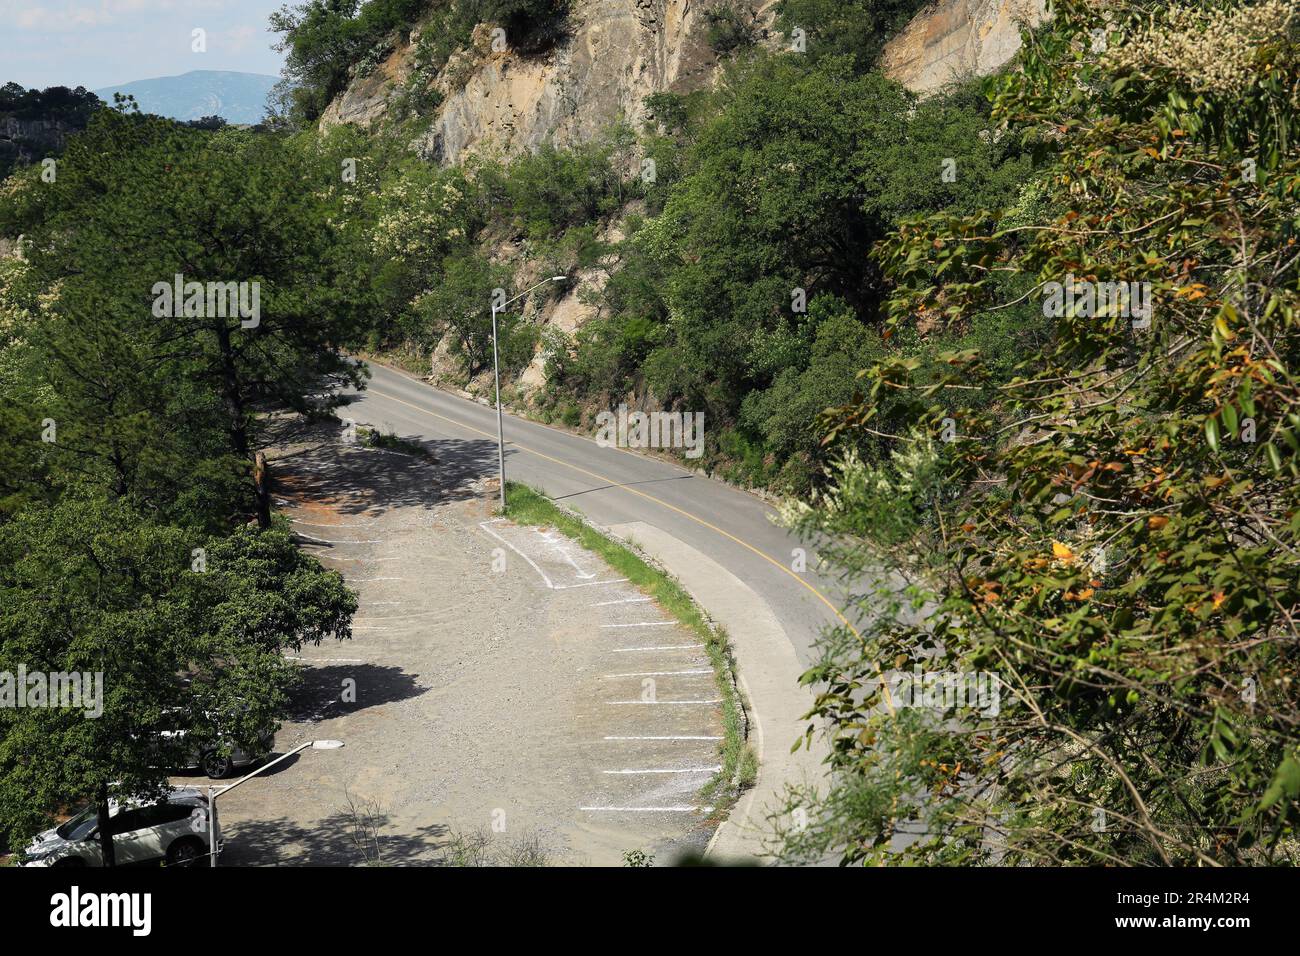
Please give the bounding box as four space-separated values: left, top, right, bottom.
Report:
778 0 1300 865
540 58 1031 491
0 108 360 856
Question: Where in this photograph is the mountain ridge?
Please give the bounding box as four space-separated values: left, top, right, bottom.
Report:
94 70 278 125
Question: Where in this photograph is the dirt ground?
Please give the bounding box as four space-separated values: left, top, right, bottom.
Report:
175 419 724 866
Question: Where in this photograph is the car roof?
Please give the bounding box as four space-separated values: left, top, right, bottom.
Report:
107 786 206 812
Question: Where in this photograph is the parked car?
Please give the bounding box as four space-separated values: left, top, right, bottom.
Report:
141 703 277 778
21 787 220 868
154 724 275 779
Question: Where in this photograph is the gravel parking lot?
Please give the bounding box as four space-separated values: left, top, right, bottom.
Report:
175 421 724 866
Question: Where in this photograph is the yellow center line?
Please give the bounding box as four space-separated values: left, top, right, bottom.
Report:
367 386 862 637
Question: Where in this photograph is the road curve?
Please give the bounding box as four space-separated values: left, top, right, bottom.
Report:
345 360 851 668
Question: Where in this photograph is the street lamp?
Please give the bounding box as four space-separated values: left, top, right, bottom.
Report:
205 738 343 867
491 275 567 511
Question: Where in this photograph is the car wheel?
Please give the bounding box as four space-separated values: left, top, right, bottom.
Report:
167 837 206 868
201 750 233 778
52 856 86 867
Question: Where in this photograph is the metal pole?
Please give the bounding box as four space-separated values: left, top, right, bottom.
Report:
486 276 562 513
491 302 507 511
207 785 216 869
207 740 314 868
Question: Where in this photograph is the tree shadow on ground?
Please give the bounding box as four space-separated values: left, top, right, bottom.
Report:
267 419 499 519
284 663 426 723
217 811 450 866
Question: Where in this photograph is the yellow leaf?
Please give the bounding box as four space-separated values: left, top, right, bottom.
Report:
1148 515 1169 530
1052 541 1076 563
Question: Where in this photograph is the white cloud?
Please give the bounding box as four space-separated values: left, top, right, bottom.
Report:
6 2 109 31
0 0 208 32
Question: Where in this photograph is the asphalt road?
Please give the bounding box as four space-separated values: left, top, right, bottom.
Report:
342 360 856 668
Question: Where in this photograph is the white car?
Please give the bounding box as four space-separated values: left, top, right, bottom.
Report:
155 726 274 779
21 787 220 868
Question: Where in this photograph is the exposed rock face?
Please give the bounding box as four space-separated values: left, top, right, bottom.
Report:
418 0 716 165
322 0 727 163
0 117 76 174
320 43 417 129
881 0 1048 94
321 0 1049 162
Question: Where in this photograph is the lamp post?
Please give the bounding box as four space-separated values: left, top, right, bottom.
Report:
205 738 343 867
491 276 567 511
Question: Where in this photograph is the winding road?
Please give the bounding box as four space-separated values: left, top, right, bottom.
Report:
346 360 855 668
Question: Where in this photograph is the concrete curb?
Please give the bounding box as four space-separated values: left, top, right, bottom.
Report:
605 521 828 865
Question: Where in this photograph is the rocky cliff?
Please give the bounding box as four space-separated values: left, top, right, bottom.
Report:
880 0 1048 93
322 0 730 165
0 117 76 177
419 0 720 164
320 0 1045 161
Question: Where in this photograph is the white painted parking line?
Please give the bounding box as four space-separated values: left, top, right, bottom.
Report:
603 767 721 774
363 447 427 458
287 657 366 663
318 556 401 563
599 621 674 628
479 520 554 586
605 699 722 705
348 577 406 582
603 670 712 677
579 806 716 813
610 644 705 652
367 601 404 605
361 608 462 620
540 530 597 580
294 533 383 545
590 597 652 607
604 735 723 741
553 578 628 590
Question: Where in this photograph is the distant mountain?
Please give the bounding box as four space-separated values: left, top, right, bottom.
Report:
94 70 277 125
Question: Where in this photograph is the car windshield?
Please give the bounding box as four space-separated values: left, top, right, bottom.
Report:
54 804 99 841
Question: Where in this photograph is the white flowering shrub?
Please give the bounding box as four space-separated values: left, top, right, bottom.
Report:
1106 0 1299 98
371 166 476 263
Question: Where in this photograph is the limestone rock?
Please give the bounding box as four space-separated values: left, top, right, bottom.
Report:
881 0 1048 94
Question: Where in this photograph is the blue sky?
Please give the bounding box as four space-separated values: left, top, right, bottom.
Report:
1 0 289 90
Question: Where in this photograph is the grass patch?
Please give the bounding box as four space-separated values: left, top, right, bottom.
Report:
504 481 757 820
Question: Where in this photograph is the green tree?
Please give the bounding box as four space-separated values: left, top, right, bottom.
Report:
11 109 367 530
780 0 1300 866
0 501 355 862
416 252 524 376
